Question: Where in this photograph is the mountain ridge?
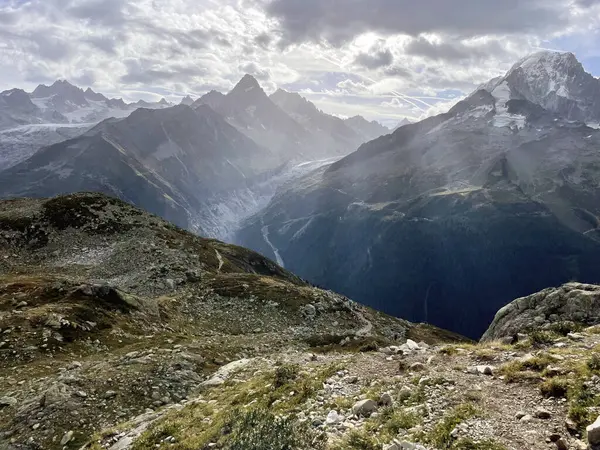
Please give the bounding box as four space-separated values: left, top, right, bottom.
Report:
235 50 600 339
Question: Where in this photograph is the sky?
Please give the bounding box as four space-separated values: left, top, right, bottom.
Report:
0 0 599 128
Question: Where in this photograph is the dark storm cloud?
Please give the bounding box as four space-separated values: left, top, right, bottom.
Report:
265 0 569 45
354 48 393 69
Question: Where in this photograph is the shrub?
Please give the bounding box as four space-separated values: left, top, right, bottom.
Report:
221 408 326 450
359 341 379 352
332 430 379 450
587 354 600 373
529 330 557 346
427 403 479 449
567 381 600 433
273 364 300 388
540 377 569 398
546 321 583 336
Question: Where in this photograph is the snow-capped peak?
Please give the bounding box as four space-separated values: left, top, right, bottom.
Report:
508 51 579 75
478 50 600 125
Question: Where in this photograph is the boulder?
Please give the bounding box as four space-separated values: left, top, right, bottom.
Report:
476 365 494 375
482 283 600 341
379 392 394 407
326 410 343 425
409 362 426 372
352 399 377 417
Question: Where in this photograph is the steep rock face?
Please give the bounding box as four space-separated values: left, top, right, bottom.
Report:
193 76 389 163
269 89 366 155
0 105 278 233
482 283 600 341
31 80 90 113
196 75 312 162
236 52 600 339
193 90 225 110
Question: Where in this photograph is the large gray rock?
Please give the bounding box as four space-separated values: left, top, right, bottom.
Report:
352 399 377 417
482 283 600 341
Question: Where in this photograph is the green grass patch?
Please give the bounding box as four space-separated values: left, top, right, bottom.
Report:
424 403 480 449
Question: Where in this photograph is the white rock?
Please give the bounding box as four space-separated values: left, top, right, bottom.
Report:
60 430 74 445
476 365 494 375
586 415 600 446
405 339 420 350
326 410 343 425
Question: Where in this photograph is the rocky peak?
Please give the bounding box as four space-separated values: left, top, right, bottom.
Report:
31 79 89 112
83 87 108 102
180 95 194 106
270 88 320 117
344 115 390 140
193 90 224 110
0 88 37 113
482 51 600 124
228 74 268 104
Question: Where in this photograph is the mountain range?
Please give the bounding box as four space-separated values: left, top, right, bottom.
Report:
234 51 600 339
0 75 390 237
4 50 600 449
0 80 171 171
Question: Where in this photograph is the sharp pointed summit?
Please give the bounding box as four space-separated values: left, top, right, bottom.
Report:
227 74 268 105
234 73 261 91
180 95 194 106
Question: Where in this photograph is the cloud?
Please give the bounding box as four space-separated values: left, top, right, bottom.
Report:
404 36 510 62
354 48 393 69
238 62 270 80
84 35 123 55
265 0 572 45
0 0 598 124
66 0 127 26
254 32 273 49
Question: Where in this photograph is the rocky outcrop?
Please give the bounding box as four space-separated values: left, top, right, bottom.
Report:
481 283 600 341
